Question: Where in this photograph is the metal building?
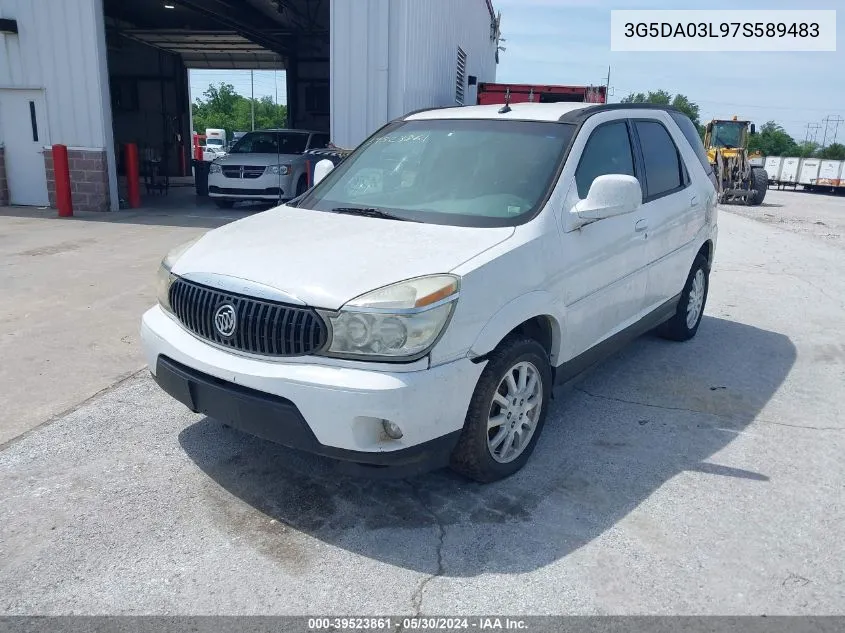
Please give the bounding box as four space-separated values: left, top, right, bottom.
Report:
0 0 498 211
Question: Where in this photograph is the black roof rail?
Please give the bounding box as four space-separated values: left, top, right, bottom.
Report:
559 103 685 123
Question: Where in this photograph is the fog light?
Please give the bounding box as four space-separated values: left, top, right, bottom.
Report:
382 420 403 439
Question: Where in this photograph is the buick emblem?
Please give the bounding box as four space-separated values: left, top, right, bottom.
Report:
214 304 237 338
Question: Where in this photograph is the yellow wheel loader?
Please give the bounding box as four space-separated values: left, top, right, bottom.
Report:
704 116 768 205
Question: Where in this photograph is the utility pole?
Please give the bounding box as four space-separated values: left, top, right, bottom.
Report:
804 122 821 145
250 69 255 131
820 115 844 148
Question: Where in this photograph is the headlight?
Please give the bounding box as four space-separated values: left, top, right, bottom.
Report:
266 164 290 175
209 163 222 174
319 275 459 361
162 236 201 271
157 264 176 313
157 237 201 313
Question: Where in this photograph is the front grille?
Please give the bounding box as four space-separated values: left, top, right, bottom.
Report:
169 279 328 357
222 165 266 179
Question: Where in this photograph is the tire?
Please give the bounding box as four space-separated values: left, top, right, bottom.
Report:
749 167 768 205
659 254 710 342
295 176 308 197
213 199 235 209
450 337 552 483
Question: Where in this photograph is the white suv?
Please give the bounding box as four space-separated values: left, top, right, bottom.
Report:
142 102 717 482
207 129 330 208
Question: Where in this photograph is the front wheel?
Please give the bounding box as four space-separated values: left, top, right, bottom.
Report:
450 337 552 483
749 167 768 205
659 254 710 341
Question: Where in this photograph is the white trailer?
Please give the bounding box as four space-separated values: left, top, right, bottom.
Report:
778 157 801 188
817 160 844 187
764 156 784 183
798 158 822 189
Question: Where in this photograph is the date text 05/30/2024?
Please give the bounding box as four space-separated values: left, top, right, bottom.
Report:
307 617 529 631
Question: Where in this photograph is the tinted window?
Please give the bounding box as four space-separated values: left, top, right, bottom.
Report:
669 111 713 176
229 131 309 155
310 133 330 149
635 120 684 198
575 122 635 199
298 119 576 227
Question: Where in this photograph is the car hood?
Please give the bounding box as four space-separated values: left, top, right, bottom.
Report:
213 153 300 166
171 206 515 310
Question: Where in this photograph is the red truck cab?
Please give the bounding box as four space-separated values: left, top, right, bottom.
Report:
477 83 607 106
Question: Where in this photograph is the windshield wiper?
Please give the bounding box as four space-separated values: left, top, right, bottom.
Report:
330 207 411 222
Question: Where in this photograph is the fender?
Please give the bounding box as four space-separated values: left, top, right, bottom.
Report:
468 291 564 364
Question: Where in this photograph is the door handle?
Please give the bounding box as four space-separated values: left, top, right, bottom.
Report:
691 195 699 207
635 219 648 232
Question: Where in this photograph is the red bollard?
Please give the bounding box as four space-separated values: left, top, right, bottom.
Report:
52 144 73 217
125 143 141 209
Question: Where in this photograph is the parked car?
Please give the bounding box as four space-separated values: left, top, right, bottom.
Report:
142 102 718 482
201 145 225 162
207 129 330 208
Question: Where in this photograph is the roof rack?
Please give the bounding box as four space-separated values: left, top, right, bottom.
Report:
559 103 683 123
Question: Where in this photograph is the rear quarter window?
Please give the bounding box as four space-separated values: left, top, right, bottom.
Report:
669 111 713 176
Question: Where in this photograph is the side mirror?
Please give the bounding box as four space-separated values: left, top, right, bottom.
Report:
750 123 756 135
705 122 713 135
573 175 642 226
313 159 335 186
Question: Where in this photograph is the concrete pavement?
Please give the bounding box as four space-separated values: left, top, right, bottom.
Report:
0 205 254 445
1 192 844 614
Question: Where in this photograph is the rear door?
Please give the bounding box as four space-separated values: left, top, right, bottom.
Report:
632 115 705 308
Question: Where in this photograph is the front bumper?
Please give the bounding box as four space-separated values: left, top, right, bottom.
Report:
208 172 292 200
141 305 484 476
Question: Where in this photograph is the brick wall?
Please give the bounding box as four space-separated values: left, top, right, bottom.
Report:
44 148 110 212
0 147 8 207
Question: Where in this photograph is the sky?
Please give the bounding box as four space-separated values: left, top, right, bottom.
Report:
492 0 844 142
190 69 287 106
191 0 844 144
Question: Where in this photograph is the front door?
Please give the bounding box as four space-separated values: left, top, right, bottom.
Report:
0 89 50 206
557 118 650 360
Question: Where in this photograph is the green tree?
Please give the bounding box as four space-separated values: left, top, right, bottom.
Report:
795 141 819 157
192 82 288 141
621 90 700 127
747 121 799 157
819 143 845 160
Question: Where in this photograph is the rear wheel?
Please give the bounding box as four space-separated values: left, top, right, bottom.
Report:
749 167 768 205
213 199 235 209
450 337 552 483
659 254 709 342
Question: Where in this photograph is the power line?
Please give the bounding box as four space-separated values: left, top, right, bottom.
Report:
804 123 822 145
821 115 845 148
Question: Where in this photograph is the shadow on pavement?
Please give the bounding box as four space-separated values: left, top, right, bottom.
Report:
179 316 795 575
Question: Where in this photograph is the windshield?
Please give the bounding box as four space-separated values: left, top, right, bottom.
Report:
206 138 224 147
229 131 309 155
298 119 575 227
711 122 745 148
